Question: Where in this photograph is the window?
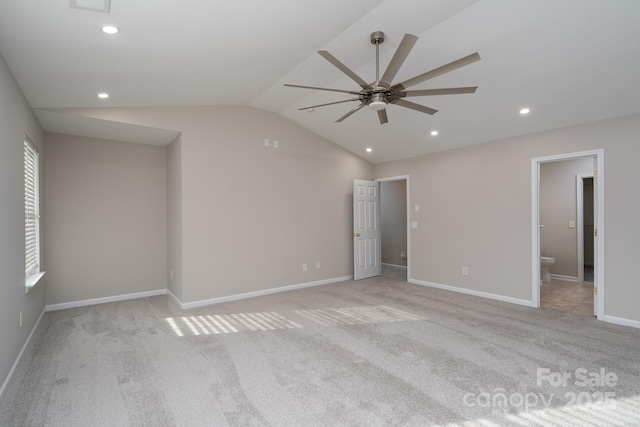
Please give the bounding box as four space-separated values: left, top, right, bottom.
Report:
24 136 44 290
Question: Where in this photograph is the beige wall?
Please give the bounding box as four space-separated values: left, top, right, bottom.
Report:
540 158 593 278
380 180 407 266
44 134 167 305
374 113 640 323
166 135 183 301
0 53 45 393
56 106 373 303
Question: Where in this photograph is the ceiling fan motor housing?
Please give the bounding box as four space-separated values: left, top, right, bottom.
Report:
370 31 385 45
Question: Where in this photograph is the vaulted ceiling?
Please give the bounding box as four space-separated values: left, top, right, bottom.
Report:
1 0 639 163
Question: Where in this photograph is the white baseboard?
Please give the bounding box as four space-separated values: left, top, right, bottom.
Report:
409 278 535 308
173 276 353 310
381 263 407 269
604 315 640 330
550 274 578 282
0 308 45 399
45 289 167 312
166 288 182 307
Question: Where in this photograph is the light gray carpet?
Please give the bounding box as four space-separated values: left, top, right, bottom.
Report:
1 272 640 426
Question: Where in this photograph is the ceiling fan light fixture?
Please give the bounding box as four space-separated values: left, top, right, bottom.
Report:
369 93 387 111
369 101 386 111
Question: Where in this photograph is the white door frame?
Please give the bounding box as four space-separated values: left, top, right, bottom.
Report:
531 149 605 320
576 173 594 283
376 175 410 281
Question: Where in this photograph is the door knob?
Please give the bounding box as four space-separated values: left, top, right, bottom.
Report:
353 232 361 237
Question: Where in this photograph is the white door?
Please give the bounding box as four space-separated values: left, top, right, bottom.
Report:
353 179 381 280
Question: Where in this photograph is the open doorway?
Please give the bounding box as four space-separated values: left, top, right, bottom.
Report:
531 149 604 320
538 159 594 316
378 176 410 282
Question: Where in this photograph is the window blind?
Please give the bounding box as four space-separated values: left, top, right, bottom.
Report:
24 137 39 277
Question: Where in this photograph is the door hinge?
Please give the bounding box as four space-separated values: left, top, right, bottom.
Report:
594 287 598 295
594 228 598 237
594 170 598 178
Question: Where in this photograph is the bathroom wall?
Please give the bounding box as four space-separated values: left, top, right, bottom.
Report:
540 157 593 279
380 180 407 267
583 178 594 266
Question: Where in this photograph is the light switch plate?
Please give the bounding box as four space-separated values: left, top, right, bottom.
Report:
411 221 418 229
569 220 575 229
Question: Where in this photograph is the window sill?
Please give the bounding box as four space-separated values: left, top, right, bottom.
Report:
25 271 46 294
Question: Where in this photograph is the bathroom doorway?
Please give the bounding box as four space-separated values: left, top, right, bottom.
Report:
531 150 604 320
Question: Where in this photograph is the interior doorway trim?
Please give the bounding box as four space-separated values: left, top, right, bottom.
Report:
531 149 605 320
376 175 410 281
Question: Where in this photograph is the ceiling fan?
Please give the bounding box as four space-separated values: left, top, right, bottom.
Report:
284 31 480 125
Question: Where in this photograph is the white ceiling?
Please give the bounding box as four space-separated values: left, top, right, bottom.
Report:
1 0 639 164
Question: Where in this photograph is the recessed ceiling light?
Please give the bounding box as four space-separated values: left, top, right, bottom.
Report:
101 25 120 34
430 130 439 136
520 107 530 115
97 92 109 99
366 148 372 153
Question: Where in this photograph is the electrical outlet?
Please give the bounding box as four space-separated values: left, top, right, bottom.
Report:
462 267 468 276
273 140 279 148
316 261 320 269
303 263 308 271
264 138 269 147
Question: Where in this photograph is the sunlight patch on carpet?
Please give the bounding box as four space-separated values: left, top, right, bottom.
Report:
294 305 424 326
165 312 302 336
164 306 423 337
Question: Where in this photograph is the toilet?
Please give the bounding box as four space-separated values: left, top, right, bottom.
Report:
540 257 555 283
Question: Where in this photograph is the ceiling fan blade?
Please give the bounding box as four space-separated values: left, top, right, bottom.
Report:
380 33 418 86
284 84 361 95
298 98 361 110
392 52 481 91
377 109 388 125
335 103 366 123
318 50 370 89
390 99 438 115
396 86 478 98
